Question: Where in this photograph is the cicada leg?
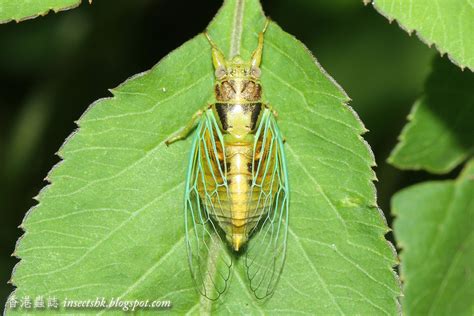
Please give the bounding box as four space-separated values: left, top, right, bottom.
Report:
165 108 207 146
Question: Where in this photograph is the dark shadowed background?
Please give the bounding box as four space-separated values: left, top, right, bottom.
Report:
0 0 439 305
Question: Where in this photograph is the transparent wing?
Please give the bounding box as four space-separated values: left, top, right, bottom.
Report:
184 110 232 300
244 108 289 299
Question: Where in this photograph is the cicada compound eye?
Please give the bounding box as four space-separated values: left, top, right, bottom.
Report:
215 66 227 79
250 66 261 78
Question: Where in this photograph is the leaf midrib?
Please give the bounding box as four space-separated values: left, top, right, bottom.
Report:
229 0 245 57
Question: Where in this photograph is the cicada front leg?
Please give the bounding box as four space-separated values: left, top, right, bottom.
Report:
164 107 208 146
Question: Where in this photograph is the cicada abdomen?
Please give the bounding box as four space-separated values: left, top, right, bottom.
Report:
166 20 289 300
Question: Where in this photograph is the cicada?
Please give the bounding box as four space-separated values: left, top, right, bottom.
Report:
166 21 289 300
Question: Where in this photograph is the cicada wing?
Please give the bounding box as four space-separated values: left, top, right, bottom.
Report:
244 109 289 299
184 111 232 300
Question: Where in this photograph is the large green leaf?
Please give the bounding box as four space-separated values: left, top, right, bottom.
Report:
389 57 474 174
392 159 474 315
8 0 399 314
364 0 474 71
0 0 84 24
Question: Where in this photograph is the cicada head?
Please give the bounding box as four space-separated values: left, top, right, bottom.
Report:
205 32 264 103
211 54 262 81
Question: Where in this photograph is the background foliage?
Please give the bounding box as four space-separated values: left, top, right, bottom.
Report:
0 0 471 314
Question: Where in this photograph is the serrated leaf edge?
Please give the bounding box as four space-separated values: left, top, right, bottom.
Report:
364 0 473 72
0 1 92 25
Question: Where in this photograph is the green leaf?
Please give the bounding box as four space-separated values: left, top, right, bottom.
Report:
0 0 83 24
392 159 474 315
364 0 474 71
8 0 399 314
389 57 474 174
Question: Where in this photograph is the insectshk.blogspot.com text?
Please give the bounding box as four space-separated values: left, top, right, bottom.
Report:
6 295 172 312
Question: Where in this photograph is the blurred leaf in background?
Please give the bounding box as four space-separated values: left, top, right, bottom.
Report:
389 56 474 315
0 0 82 24
393 160 474 315
389 57 474 174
